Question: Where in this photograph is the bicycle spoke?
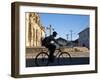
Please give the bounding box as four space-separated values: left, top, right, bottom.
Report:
58 52 71 65
35 52 49 66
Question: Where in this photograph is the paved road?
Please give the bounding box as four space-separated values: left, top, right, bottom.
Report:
26 48 89 67
26 57 89 67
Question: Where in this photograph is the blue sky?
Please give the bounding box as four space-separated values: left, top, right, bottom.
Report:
39 13 89 40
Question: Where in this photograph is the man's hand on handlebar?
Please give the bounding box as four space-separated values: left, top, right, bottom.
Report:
59 44 63 47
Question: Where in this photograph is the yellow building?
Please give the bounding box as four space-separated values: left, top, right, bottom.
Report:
25 12 45 47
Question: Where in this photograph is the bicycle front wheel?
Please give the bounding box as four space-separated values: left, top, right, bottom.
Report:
58 52 71 65
35 52 49 66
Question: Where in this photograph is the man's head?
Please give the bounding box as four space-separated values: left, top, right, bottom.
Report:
52 31 57 37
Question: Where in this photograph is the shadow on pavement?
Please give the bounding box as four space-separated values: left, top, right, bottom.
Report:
26 57 89 67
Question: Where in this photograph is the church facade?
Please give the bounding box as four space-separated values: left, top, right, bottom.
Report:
25 12 45 47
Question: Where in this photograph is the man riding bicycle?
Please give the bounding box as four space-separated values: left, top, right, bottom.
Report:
42 31 62 62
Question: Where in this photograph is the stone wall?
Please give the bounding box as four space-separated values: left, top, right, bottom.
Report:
26 47 89 54
26 47 48 54
26 47 89 59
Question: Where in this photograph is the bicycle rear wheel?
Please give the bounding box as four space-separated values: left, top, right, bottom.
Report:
58 52 71 65
35 52 49 66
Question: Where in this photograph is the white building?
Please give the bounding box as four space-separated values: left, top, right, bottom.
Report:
55 37 67 48
78 27 89 49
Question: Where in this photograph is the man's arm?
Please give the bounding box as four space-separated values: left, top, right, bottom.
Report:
53 39 62 46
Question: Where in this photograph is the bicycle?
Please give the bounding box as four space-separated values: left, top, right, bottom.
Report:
35 47 72 66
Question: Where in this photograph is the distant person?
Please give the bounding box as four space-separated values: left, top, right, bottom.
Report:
42 31 62 62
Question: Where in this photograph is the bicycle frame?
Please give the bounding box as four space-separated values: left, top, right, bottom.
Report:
35 47 72 66
41 48 62 57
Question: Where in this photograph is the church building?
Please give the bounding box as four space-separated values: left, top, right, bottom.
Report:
25 12 45 47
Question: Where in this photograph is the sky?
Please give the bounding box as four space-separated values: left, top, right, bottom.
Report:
39 13 89 41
